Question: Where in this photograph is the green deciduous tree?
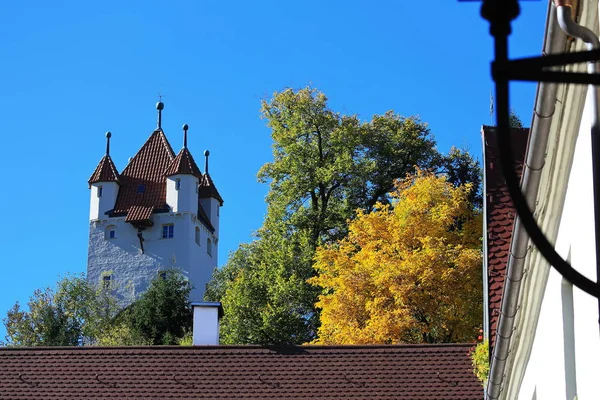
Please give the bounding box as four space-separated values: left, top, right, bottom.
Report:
207 87 482 345
3 274 118 346
4 270 193 347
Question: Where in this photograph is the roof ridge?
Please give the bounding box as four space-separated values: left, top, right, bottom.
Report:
0 342 476 352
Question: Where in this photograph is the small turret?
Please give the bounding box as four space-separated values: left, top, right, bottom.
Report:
88 132 120 220
165 124 202 213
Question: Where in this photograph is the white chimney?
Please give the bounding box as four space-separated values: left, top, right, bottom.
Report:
192 302 223 345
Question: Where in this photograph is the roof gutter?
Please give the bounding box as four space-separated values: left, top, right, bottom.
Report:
486 2 567 399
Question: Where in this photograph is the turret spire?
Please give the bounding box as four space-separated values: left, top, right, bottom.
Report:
204 150 210 174
156 101 164 129
105 132 112 155
183 124 189 148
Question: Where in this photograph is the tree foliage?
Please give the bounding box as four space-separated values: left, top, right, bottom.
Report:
508 110 524 128
471 339 490 386
3 270 192 347
207 87 482 345
310 171 482 344
124 269 192 345
2 274 118 346
443 146 482 208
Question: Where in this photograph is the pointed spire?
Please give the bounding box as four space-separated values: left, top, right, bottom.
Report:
156 101 164 129
204 150 210 174
183 124 189 148
105 131 112 155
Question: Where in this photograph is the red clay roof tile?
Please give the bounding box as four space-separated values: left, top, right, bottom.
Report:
125 205 155 223
0 344 481 399
165 148 202 178
112 129 176 217
482 125 529 350
88 155 120 186
199 173 224 206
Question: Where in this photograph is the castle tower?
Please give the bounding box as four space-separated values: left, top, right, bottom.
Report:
86 102 223 305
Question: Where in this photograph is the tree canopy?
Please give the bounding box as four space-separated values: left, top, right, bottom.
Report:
3 270 192 347
310 171 483 344
2 274 118 346
207 87 483 345
123 269 192 345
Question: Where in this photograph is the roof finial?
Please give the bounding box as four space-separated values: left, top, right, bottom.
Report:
156 100 164 129
105 132 112 155
182 124 189 148
204 150 210 174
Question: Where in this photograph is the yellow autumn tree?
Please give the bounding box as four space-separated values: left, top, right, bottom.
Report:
310 170 482 344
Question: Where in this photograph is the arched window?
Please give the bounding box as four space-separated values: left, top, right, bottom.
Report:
105 225 116 239
207 238 212 256
195 227 200 245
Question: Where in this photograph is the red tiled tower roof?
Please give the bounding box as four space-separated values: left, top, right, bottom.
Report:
88 155 120 186
482 125 529 350
111 129 176 219
0 344 482 399
165 148 202 177
199 173 224 206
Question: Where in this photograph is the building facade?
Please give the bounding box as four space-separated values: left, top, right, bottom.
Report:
484 1 600 399
87 102 223 305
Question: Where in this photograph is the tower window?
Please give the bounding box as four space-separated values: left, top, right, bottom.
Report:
102 275 112 289
176 179 181 190
97 186 103 197
105 225 117 239
137 184 146 194
207 238 212 256
162 224 174 239
195 227 200 245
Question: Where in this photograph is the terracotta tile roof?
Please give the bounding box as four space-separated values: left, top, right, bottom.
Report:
199 173 224 206
165 148 202 177
0 344 481 399
125 205 155 223
88 155 120 186
482 126 530 350
111 129 176 217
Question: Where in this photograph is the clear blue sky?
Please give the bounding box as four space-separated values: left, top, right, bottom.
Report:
0 0 547 341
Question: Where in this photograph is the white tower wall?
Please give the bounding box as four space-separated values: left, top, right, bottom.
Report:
166 175 199 213
87 211 217 306
89 182 119 220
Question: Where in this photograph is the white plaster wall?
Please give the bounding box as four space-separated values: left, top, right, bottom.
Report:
87 211 217 306
518 90 600 400
89 182 119 220
166 175 199 214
